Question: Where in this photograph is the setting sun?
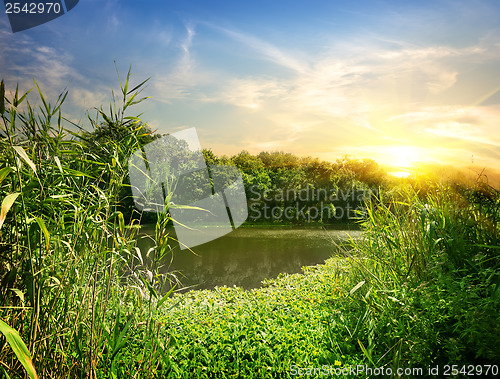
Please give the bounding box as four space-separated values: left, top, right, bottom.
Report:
386 145 421 169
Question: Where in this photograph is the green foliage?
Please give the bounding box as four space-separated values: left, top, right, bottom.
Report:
154 258 362 378
227 151 387 225
334 184 500 369
0 71 176 377
1 69 499 377
75 69 156 223
0 319 38 379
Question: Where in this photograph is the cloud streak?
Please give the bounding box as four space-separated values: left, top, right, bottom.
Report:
212 25 309 74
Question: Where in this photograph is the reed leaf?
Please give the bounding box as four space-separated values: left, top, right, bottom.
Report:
0 166 13 185
13 146 36 173
0 319 38 379
0 192 20 230
34 216 50 251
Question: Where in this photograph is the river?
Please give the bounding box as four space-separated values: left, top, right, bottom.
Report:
137 225 362 290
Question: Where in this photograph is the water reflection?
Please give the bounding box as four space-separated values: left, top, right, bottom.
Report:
137 226 362 290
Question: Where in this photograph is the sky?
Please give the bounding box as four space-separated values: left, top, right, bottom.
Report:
1 0 500 179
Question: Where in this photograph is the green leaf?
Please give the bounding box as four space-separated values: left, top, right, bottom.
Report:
0 166 13 185
134 247 143 266
96 109 114 127
127 96 150 108
53 90 68 114
0 192 20 231
13 85 32 107
156 283 178 309
13 146 37 173
357 338 376 367
33 80 49 114
53 156 64 175
0 319 38 379
127 77 150 95
123 91 138 112
35 217 50 251
9 289 25 304
118 211 124 235
1 367 11 379
349 280 366 296
110 312 133 361
74 324 84 360
154 335 171 367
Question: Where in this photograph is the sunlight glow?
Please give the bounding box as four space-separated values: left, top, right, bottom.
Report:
390 171 411 178
386 145 422 169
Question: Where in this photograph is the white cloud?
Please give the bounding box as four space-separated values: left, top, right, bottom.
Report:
390 105 500 147
130 20 500 169
153 23 207 102
0 32 83 98
197 27 495 121
70 87 109 110
212 78 285 109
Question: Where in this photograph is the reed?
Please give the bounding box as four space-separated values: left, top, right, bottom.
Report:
0 70 175 377
335 183 500 368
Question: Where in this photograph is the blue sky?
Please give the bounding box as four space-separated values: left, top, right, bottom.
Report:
1 0 500 177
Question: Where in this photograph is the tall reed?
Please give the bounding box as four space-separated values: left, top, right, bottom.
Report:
0 69 175 377
332 183 500 368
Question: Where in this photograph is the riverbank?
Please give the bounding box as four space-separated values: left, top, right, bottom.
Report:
134 220 363 231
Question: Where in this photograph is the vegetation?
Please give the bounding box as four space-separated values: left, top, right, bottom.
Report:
214 150 388 225
150 183 500 378
1 73 499 377
332 184 500 370
0 73 177 377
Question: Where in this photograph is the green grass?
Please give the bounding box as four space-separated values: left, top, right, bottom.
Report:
1 72 499 378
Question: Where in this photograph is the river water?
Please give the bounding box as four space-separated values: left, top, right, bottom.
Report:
137 226 362 290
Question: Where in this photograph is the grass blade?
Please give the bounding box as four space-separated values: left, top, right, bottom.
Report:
0 192 20 231
13 146 37 173
357 338 376 367
0 319 38 379
13 84 32 107
127 77 150 95
35 217 50 251
33 80 49 114
349 280 365 296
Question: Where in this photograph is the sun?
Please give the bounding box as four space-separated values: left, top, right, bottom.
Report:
382 145 426 178
386 145 421 170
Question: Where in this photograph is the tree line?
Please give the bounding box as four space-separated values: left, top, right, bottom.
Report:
79 115 390 225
